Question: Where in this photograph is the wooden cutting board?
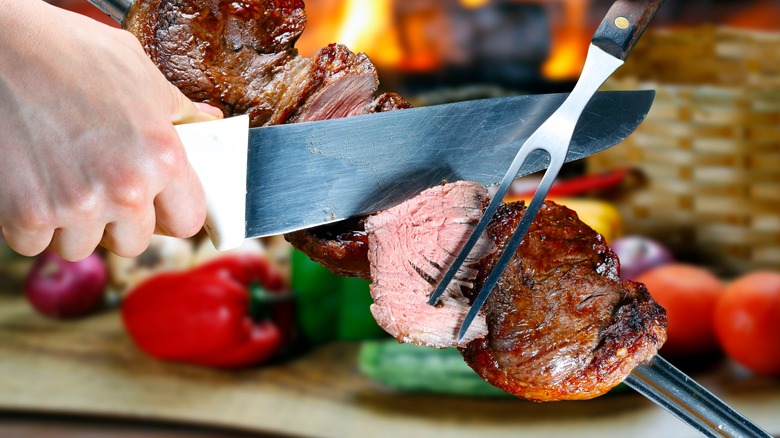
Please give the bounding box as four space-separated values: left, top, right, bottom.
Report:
0 286 779 438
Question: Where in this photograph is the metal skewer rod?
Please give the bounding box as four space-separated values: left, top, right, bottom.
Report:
87 0 133 24
626 355 772 438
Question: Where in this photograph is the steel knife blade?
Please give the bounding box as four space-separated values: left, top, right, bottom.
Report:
176 90 654 250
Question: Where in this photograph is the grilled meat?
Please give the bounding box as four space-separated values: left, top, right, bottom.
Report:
365 181 493 348
125 0 410 128
461 200 667 401
284 217 371 280
126 0 667 402
362 180 666 399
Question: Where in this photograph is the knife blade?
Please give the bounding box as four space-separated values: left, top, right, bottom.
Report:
176 90 654 250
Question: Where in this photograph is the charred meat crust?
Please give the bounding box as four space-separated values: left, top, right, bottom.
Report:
460 201 667 401
284 217 371 280
126 0 308 126
125 0 410 129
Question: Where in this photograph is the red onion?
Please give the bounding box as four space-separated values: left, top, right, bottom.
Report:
611 236 674 281
25 251 108 319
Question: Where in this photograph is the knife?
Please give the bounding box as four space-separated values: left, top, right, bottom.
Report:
83 0 653 250
175 90 654 250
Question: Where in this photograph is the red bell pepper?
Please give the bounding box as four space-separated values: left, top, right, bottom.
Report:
512 168 631 199
121 253 293 368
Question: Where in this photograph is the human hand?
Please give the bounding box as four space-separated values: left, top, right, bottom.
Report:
0 1 222 261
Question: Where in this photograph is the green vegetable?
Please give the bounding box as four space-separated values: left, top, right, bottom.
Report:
337 276 385 340
291 250 385 344
291 250 341 343
358 339 511 397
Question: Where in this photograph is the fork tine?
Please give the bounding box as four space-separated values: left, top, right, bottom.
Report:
457 153 565 341
426 141 544 307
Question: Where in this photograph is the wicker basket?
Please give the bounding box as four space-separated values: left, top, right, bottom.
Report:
589 27 780 276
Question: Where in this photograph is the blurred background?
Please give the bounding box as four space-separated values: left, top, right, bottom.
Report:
2 0 780 437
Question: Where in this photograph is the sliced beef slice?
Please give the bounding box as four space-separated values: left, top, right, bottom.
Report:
461 201 667 401
365 181 494 348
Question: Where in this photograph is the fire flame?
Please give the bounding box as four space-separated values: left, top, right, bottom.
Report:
460 0 490 8
298 0 592 81
542 0 590 81
336 0 403 67
728 1 780 30
296 0 403 69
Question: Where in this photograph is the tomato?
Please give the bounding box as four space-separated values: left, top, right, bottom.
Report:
714 271 780 376
636 264 725 357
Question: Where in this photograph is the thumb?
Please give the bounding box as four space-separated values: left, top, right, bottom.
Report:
167 85 224 124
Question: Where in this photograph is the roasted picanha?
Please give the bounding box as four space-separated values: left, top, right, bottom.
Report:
125 0 667 401
363 181 665 400
461 193 666 401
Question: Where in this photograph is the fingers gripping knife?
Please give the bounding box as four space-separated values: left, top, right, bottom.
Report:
428 0 664 340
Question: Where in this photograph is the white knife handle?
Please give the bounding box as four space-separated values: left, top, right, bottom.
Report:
174 115 249 251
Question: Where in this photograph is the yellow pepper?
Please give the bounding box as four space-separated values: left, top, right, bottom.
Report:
550 198 623 243
505 196 623 243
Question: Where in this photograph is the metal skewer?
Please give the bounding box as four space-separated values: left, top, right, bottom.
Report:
626 355 773 438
